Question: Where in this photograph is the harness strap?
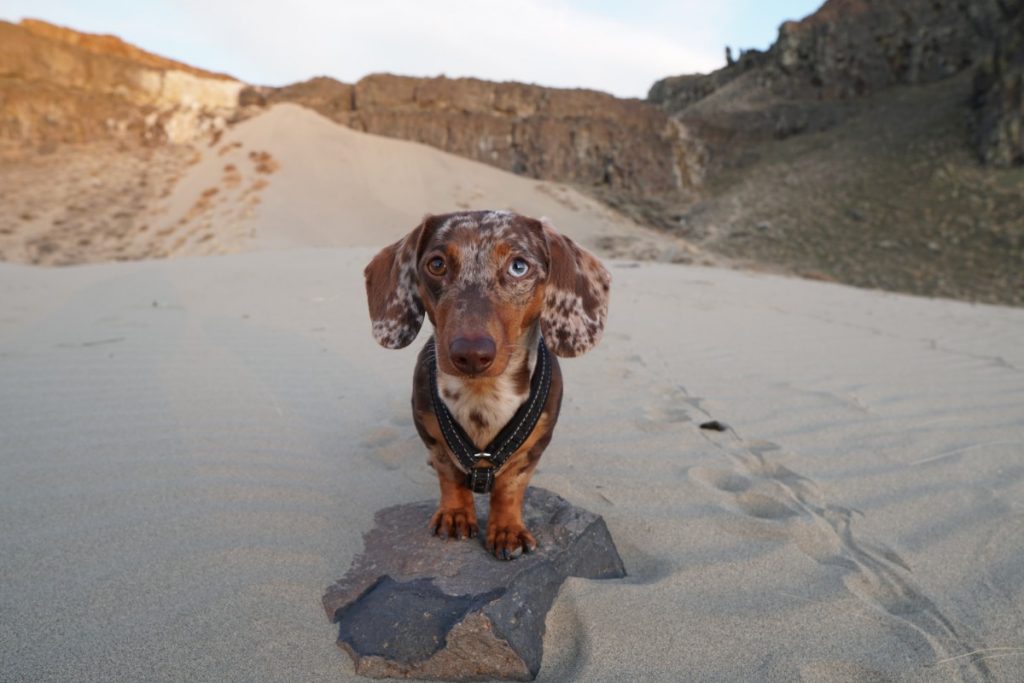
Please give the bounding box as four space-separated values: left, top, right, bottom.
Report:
427 336 551 494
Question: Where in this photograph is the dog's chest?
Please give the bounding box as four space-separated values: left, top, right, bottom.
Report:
438 374 527 449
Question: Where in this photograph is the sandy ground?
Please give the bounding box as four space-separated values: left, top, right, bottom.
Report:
0 141 194 265
2 244 1023 681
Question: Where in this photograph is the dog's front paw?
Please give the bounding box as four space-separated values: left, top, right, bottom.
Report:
485 522 537 560
429 507 479 540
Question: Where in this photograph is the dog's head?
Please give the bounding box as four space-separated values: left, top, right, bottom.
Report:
364 210 611 377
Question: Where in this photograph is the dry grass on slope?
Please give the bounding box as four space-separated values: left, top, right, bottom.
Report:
668 73 1024 306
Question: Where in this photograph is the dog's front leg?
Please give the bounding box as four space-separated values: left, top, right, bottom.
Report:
485 464 538 560
428 456 479 540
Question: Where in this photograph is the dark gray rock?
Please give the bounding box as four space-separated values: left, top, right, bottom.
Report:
648 48 768 112
649 0 1009 147
972 0 1024 167
322 487 625 681
768 0 1001 97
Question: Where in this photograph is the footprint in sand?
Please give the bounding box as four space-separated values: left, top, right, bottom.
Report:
637 401 691 432
690 464 799 520
361 426 410 471
687 466 750 493
689 430 991 674
607 352 648 381
635 384 702 432
734 491 799 520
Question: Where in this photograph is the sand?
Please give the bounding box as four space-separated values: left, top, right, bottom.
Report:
142 103 698 263
169 104 695 259
2 106 1023 682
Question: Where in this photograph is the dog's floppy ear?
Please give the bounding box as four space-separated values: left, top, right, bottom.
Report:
539 220 611 358
364 219 430 349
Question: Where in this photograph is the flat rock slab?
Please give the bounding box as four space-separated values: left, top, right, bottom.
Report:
322 487 626 680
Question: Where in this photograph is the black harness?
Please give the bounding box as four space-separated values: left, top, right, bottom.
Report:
427 336 552 494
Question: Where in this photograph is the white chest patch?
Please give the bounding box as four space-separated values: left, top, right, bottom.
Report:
438 372 527 448
436 328 539 449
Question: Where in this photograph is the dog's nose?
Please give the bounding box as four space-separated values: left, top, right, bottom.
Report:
449 336 496 375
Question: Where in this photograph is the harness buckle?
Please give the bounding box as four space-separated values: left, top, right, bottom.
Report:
467 458 495 494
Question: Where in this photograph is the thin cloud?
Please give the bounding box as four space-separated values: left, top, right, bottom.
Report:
6 0 743 97
179 0 728 97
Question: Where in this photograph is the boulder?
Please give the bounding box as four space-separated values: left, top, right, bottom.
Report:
322 487 626 680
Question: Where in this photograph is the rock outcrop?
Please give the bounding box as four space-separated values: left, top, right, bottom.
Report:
769 0 1000 97
649 0 1020 169
648 49 769 115
260 74 689 196
972 0 1024 167
650 0 1003 111
0 19 243 145
322 487 626 680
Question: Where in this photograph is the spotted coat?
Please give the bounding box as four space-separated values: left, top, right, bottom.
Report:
362 210 611 559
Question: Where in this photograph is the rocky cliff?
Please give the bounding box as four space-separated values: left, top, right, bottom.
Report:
972 0 1024 167
650 0 1003 107
2 19 690 198
648 0 1018 168
256 74 691 196
769 0 999 96
642 0 1023 305
0 19 243 145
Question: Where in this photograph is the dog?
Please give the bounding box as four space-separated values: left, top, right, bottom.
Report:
364 210 610 560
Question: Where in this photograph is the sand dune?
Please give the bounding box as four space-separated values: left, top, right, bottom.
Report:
2 244 1022 681
147 104 698 262
1 103 698 267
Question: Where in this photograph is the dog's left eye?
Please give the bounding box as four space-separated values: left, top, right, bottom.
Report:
508 258 530 278
426 256 447 277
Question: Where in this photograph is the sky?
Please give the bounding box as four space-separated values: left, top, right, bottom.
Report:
3 1 824 98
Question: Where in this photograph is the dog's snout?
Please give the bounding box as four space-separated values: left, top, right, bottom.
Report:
449 336 496 375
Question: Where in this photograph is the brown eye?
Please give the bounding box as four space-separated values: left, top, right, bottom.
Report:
426 256 447 277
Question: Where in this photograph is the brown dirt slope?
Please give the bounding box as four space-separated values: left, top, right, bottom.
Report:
0 19 250 263
641 0 1024 306
670 74 1024 306
18 19 234 81
0 19 241 146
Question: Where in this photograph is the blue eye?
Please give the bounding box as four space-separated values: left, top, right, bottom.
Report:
508 258 529 278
